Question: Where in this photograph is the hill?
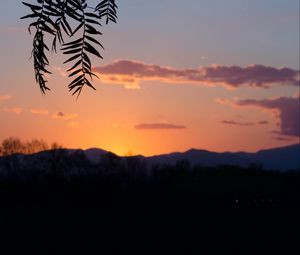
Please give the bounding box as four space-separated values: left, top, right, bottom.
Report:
78 144 300 171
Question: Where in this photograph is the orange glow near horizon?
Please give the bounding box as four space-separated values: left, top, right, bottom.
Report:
0 0 299 156
0 80 298 157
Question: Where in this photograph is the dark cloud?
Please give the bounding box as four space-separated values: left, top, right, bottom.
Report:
203 65 299 88
52 112 79 120
273 136 296 142
220 120 255 126
135 123 187 130
93 60 299 89
220 120 270 127
258 121 269 125
235 95 300 137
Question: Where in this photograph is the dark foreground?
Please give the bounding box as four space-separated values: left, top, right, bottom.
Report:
0 153 299 254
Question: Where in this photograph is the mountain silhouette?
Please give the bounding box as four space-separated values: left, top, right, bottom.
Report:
68 144 300 171
1 144 298 171
146 144 300 170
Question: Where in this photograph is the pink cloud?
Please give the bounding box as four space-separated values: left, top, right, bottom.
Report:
135 123 187 130
0 95 11 101
30 108 49 115
3 107 22 115
234 95 300 137
93 60 299 89
53 66 67 77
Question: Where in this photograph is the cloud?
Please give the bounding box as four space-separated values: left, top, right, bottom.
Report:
273 136 295 142
220 120 255 126
3 107 22 114
258 121 269 125
53 66 67 77
52 112 79 120
93 60 299 89
215 98 232 105
0 95 11 101
234 95 300 137
220 119 270 127
67 121 80 127
203 65 299 88
135 123 187 130
30 108 49 115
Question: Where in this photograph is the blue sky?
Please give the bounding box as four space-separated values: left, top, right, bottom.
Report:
101 0 299 68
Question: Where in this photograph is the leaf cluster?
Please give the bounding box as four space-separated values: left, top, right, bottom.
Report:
21 0 118 97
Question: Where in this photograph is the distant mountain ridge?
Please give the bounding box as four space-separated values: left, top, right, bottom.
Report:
80 144 300 171
0 144 299 171
145 144 300 171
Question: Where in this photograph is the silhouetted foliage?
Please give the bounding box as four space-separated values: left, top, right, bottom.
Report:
0 151 299 207
0 137 23 156
0 149 299 253
0 137 49 156
21 0 118 97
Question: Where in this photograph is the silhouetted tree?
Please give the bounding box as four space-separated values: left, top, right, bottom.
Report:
21 0 118 97
0 137 24 156
0 137 49 156
23 139 49 154
50 142 63 150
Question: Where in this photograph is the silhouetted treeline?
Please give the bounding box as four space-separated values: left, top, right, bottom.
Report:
0 150 299 254
0 150 299 211
0 137 63 156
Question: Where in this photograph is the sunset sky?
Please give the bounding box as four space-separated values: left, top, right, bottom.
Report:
0 0 299 156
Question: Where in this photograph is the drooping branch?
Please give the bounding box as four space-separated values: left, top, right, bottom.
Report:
21 0 118 97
